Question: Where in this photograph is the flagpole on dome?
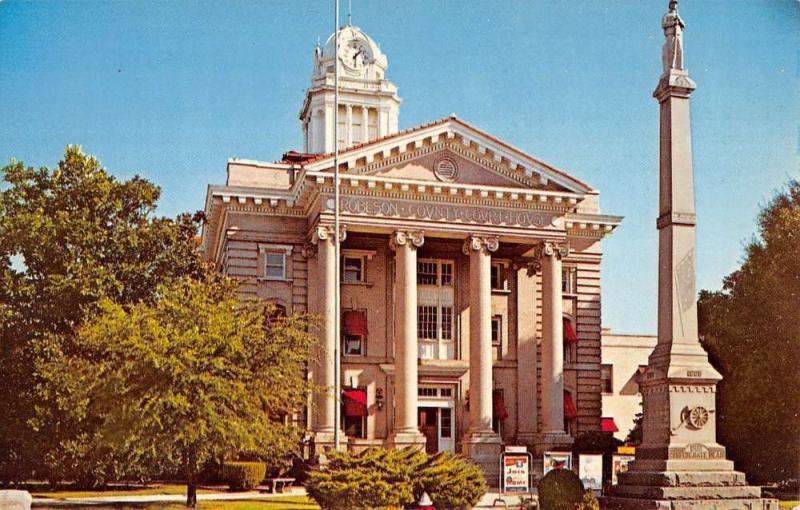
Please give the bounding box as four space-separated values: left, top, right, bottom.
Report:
333 0 342 452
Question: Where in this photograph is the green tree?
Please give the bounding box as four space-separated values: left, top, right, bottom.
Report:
698 179 800 483
0 146 204 483
36 276 315 507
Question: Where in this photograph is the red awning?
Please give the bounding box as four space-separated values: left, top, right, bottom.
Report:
343 310 368 336
493 389 509 420
564 392 578 419
601 417 619 433
563 317 578 344
343 389 368 417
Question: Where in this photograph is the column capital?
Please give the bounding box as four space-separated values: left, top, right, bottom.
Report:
311 224 347 245
535 241 569 260
462 235 499 256
390 230 425 251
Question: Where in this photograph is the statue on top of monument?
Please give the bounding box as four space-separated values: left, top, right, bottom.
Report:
661 0 685 74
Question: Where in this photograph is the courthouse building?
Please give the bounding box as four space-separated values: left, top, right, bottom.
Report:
201 25 622 475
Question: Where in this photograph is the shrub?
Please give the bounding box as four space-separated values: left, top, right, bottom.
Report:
574 490 600 510
306 448 488 510
415 451 488 510
222 461 266 490
538 468 584 510
306 447 425 509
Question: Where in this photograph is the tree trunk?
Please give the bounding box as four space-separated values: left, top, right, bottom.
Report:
186 449 198 508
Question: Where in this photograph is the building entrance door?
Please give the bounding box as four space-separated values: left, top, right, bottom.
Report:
418 407 439 454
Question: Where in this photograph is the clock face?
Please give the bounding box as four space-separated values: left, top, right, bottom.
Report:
341 39 368 70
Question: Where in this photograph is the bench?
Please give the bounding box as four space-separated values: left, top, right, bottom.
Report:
260 477 295 493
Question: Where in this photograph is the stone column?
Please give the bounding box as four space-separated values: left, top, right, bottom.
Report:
310 225 345 450
323 101 335 154
345 105 353 147
515 259 539 445
387 230 427 449
534 241 573 457
361 106 369 143
461 235 502 482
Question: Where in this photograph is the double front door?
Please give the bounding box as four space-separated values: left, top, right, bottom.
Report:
418 407 454 454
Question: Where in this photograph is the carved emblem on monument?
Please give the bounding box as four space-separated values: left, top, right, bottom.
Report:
686 406 709 430
675 248 695 312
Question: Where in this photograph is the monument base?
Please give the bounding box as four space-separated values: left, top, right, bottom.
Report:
385 430 427 450
602 467 779 509
462 430 502 486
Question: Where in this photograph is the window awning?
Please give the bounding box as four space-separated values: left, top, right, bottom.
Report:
343 389 368 417
343 310 368 336
563 317 578 344
601 417 619 433
493 389 509 420
564 391 578 419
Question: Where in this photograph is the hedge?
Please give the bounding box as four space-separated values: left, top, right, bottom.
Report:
222 461 266 490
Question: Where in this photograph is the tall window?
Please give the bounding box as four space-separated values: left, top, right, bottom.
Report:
491 261 508 291
440 408 452 438
343 309 368 356
265 252 287 280
342 388 367 438
417 261 438 285
562 266 578 294
418 306 438 340
491 316 502 346
441 307 453 340
492 315 503 361
417 260 455 360
601 364 614 394
343 255 365 283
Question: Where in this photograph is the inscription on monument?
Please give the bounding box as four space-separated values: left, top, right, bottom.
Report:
668 443 725 460
330 196 557 228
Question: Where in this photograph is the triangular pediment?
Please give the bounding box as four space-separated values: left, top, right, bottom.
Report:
369 146 565 191
304 117 593 195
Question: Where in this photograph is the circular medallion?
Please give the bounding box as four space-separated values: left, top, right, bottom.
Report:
434 157 458 182
687 406 709 429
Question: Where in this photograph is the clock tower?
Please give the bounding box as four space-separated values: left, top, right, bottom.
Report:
300 25 401 154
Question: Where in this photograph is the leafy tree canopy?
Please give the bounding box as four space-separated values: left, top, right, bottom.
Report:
36 276 316 506
0 146 205 482
698 179 800 483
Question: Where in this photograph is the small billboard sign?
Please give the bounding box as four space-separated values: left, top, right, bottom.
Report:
500 450 532 494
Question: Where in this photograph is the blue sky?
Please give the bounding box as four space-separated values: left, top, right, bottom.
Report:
1 1 797 335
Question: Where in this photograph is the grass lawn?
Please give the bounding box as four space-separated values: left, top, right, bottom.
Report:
32 484 217 499
779 501 799 509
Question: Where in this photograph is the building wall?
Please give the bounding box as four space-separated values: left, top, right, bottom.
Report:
217 213 608 448
600 331 657 441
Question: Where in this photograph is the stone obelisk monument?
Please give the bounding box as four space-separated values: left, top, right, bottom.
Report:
602 2 777 509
